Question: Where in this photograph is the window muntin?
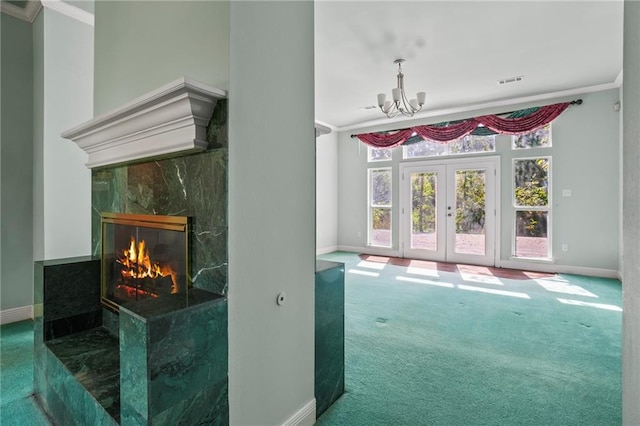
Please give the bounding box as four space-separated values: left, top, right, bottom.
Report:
513 157 551 259
404 134 495 159
512 124 552 149
368 146 393 162
368 168 392 247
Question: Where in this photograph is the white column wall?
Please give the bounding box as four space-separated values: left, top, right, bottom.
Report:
622 2 640 424
317 131 339 254
228 1 316 424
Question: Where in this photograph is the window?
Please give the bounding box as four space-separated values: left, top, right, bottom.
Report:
368 146 393 162
368 168 392 247
513 124 551 149
404 134 495 159
513 157 551 259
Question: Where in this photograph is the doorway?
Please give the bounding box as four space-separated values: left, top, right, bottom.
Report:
399 157 499 266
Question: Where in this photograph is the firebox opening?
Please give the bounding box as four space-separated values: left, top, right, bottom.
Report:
101 213 189 312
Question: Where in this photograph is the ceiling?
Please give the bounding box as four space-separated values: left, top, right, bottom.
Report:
314 1 623 130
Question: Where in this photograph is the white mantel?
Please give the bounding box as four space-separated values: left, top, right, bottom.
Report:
62 77 226 169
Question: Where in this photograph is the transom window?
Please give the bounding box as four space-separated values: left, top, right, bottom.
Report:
404 134 495 159
512 124 551 149
368 146 393 162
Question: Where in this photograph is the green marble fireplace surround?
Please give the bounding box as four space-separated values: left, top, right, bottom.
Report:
34 94 230 424
315 260 345 416
91 99 229 298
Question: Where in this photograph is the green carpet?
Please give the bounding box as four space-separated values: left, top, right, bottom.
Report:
0 320 50 425
0 253 622 425
317 252 621 426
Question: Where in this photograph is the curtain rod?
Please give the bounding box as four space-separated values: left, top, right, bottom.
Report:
350 99 583 138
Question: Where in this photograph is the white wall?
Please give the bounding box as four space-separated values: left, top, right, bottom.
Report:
228 2 316 425
622 2 640 423
1 13 34 314
337 89 620 275
94 0 229 115
316 131 338 254
33 7 93 261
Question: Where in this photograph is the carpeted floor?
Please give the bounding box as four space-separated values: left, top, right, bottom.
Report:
0 320 50 425
0 252 622 425
316 252 621 425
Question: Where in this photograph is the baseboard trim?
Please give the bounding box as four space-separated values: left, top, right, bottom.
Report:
497 260 619 279
281 398 316 426
0 305 33 325
316 246 338 255
338 245 401 257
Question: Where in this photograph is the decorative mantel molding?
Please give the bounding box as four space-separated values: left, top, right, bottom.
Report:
62 77 226 169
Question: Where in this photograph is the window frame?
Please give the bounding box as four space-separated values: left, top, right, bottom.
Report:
368 167 393 248
512 156 552 260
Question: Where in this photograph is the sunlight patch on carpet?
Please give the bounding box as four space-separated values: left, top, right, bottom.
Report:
348 269 380 277
396 276 454 288
457 284 531 299
459 272 503 286
357 260 386 270
535 278 598 298
557 298 622 312
406 266 439 277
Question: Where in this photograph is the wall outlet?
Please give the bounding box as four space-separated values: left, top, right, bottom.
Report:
562 189 572 197
357 231 362 238
562 244 569 252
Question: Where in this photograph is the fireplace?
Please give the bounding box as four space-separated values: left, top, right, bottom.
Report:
101 212 189 312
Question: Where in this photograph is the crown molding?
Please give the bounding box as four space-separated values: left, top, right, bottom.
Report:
0 1 42 23
615 69 623 87
41 0 93 26
315 122 332 138
62 77 227 169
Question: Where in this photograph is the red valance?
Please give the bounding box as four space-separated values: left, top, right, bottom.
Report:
476 102 569 135
355 101 572 148
414 119 479 142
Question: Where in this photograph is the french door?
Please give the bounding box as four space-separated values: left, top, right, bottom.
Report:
400 157 498 266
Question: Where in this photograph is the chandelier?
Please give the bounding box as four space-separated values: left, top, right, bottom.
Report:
377 59 426 118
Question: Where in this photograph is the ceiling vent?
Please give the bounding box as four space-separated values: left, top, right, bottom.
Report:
498 76 524 85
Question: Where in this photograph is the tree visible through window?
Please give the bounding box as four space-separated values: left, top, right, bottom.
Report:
513 157 550 258
369 168 392 247
404 134 495 159
513 124 551 149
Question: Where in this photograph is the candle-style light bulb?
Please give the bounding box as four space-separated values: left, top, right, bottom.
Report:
392 88 401 102
417 92 426 106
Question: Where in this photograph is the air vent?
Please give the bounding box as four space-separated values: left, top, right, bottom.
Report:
498 76 524 85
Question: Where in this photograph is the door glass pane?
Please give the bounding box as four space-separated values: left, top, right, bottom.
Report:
410 172 437 251
371 208 391 247
515 211 548 258
455 170 486 255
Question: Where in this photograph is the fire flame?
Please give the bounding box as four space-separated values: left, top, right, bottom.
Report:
116 236 178 293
